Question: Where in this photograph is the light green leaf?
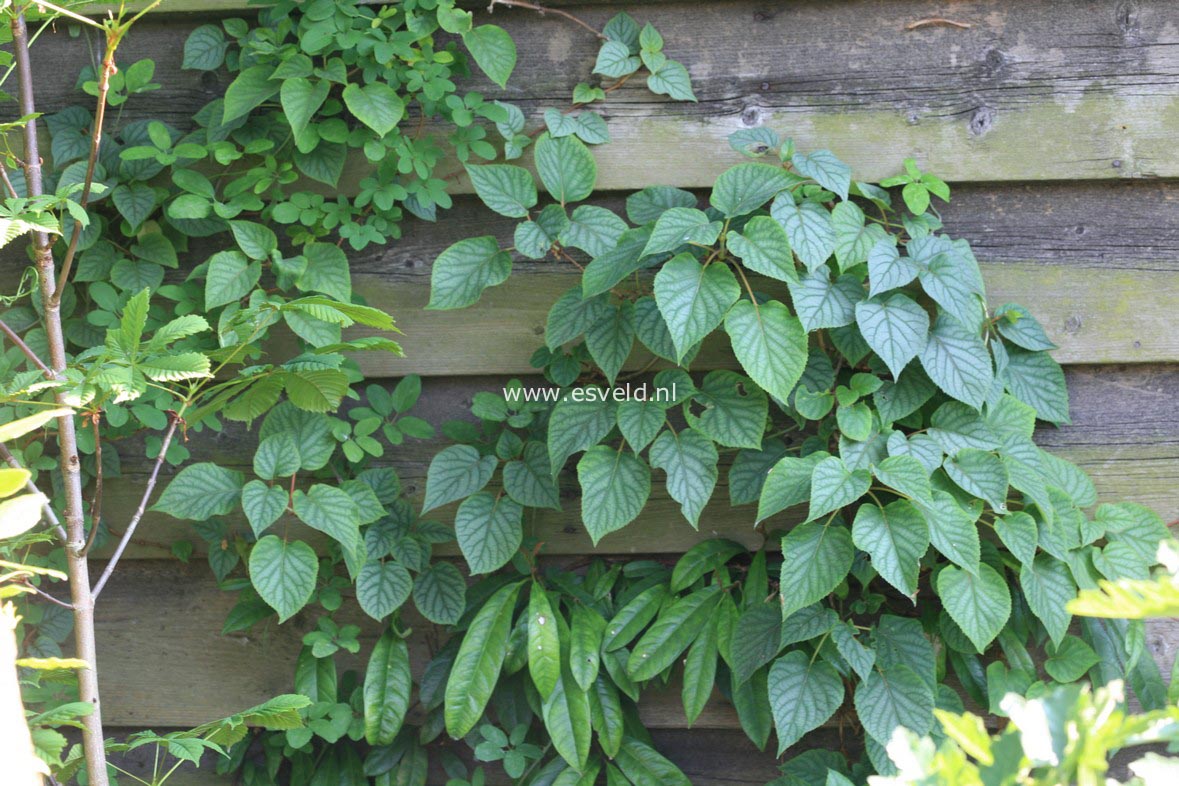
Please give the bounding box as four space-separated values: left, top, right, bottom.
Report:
682 615 718 725
685 370 768 449
534 132 596 204
654 254 740 361
570 606 606 692
1044 635 1099 683
852 500 929 598
916 245 986 331
546 286 609 349
462 24 517 87
832 623 876 681
807 456 870 523
222 65 278 124
792 150 851 200
994 303 1057 352
768 650 844 754
615 738 691 786
919 315 994 408
929 401 1000 454
183 24 227 71
1097 502 1169 564
529 582 562 698
937 563 1011 652
280 78 329 140
917 490 981 573
1004 348 1071 425
642 207 721 257
465 164 537 218
363 631 411 745
444 581 524 738
581 226 651 298
670 538 746 593
647 60 696 102
757 452 826 523
586 301 636 384
593 40 640 78
248 536 317 622
356 561 413 620
154 462 244 520
542 670 593 770
559 205 627 258
943 449 1009 512
503 442 561 510
412 562 466 626
855 293 929 379
297 242 351 303
422 445 497 513
832 201 886 271
428 236 511 310
709 163 790 217
1020 554 1076 646
241 480 287 538
455 492 523 575
577 446 651 546
649 427 718 527
617 398 668 453
854 663 934 745
603 584 668 652
788 270 863 333
872 455 932 503
779 522 854 618
724 299 808 404
771 197 834 271
548 396 617 474
727 215 797 282
292 485 363 572
867 237 919 297
205 251 259 309
995 511 1038 566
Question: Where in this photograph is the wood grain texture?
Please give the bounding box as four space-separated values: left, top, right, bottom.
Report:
86 365 1179 561
27 0 1179 183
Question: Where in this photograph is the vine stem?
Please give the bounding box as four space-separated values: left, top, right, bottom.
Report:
91 413 180 601
487 0 606 40
11 12 109 785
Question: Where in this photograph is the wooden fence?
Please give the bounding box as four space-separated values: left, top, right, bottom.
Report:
9 0 1179 783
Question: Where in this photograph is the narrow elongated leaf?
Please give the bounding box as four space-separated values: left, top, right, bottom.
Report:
682 615 718 726
528 583 561 698
628 586 721 680
670 539 745 592
768 650 844 754
363 631 411 745
542 670 593 770
444 581 524 738
570 606 606 692
603 584 668 652
730 604 782 686
615 738 691 786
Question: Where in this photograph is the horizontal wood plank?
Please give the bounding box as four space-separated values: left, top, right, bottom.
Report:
86 365 1179 560
27 0 1179 184
92 559 1179 732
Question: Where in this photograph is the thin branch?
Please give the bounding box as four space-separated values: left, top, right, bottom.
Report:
0 317 52 376
19 580 75 610
80 412 103 557
0 440 67 542
905 17 973 30
487 0 606 40
0 161 18 198
91 414 179 601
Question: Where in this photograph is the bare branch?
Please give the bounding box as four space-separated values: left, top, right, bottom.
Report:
19 580 75 610
0 317 53 377
91 414 179 601
487 0 606 40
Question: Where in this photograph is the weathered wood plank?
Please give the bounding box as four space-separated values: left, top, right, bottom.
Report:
87 365 1179 560
25 0 1179 183
91 560 1179 731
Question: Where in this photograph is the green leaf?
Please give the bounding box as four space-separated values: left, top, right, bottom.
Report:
832 623 876 681
709 163 790 217
772 197 834 271
534 133 597 204
788 270 863 333
465 164 537 218
867 238 919 297
837 402 873 442
724 299 808 404
183 24 228 71
542 670 593 770
769 650 844 754
342 82 405 136
586 301 636 384
559 205 627 258
670 539 745 592
654 254 740 361
792 150 852 200
280 78 329 141
154 462 244 520
615 738 691 786
854 663 934 745
807 456 870 523
730 442 790 506
937 564 1011 652
298 242 351 303
779 522 854 618
729 604 782 686
626 185 696 224
356 561 413 620
248 536 317 623
528 582 562 698
293 485 363 573
917 490 981 573
577 446 651 546
112 183 156 231
593 40 640 79
222 65 278 124
455 492 523 575
617 398 668 453
649 428 718 527
642 207 721 257
205 251 259 309
548 396 617 473
915 243 985 331
872 455 932 503
241 480 286 538
1044 635 1099 683
463 24 517 87
994 304 1057 352
852 500 929 598
628 586 721 680
1096 502 1169 564
647 60 696 102
757 452 826 523
943 449 1009 512
995 512 1038 566
919 315 994 408
686 370 768 449
929 401 1000 454
294 141 346 187
422 445 497 513
682 615 719 725
445 581 524 738
1004 349 1070 424
1019 554 1076 646
855 293 929 379
603 584 668 652
363 631 411 746
547 287 609 348
428 237 511 310
570 606 606 692
413 562 466 626
504 442 561 510
728 215 797 282
581 226 651 299
831 201 886 271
